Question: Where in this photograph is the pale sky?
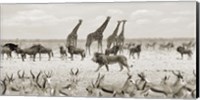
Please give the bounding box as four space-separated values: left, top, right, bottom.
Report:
1 1 196 39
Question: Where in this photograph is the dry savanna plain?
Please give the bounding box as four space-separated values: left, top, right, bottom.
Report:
0 38 197 98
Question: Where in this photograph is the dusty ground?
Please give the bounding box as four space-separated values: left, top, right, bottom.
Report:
0 39 196 97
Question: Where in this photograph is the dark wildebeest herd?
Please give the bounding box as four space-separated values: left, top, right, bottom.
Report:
0 17 196 98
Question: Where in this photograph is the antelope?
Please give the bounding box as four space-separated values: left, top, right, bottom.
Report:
63 68 80 90
47 68 80 96
1 74 21 95
86 73 123 97
184 70 196 98
29 70 43 95
115 73 137 97
141 70 191 98
1 78 7 95
86 73 137 97
29 70 53 96
16 70 32 95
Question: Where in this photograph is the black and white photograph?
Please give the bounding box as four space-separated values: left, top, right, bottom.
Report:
0 1 198 98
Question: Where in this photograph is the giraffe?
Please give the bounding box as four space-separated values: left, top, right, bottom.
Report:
66 19 82 48
85 16 111 55
106 21 121 49
117 20 127 54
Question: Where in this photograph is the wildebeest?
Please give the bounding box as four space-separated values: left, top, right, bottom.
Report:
129 44 141 59
182 41 195 49
92 52 130 72
3 43 19 51
145 42 156 50
19 44 42 61
1 43 19 58
1 46 12 59
176 46 192 59
67 45 85 60
159 42 174 50
59 46 67 60
105 45 120 56
38 45 54 61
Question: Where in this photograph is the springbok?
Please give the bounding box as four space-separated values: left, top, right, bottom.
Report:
141 70 192 98
86 73 137 97
62 68 80 91
1 74 21 95
184 70 196 98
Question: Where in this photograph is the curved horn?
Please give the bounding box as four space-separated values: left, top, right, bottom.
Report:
30 70 35 79
22 71 25 78
91 80 95 88
95 73 101 85
36 71 42 81
1 78 7 95
17 70 22 78
42 78 47 89
127 72 132 79
75 68 79 76
36 71 42 88
70 68 74 75
172 70 178 76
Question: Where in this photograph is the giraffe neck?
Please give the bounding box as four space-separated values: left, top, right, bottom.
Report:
119 22 126 36
95 17 110 34
71 21 82 35
112 22 121 36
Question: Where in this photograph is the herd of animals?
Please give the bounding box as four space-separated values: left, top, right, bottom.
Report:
0 16 197 98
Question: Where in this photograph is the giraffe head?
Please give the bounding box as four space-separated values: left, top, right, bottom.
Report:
122 20 127 23
117 20 122 24
107 16 111 20
79 19 83 24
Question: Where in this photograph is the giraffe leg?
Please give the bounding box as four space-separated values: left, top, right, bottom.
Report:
107 42 111 49
89 46 91 55
97 43 99 52
85 46 87 55
98 40 103 53
100 42 103 53
75 40 77 47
